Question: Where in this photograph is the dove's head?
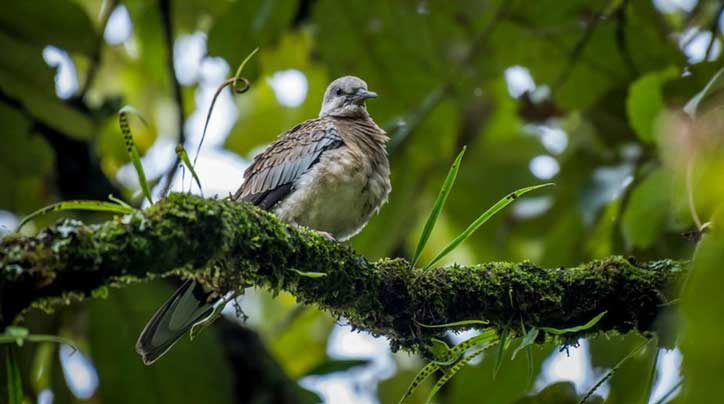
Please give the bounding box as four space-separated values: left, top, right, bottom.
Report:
319 76 377 118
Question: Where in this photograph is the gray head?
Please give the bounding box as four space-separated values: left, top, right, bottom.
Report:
319 76 378 118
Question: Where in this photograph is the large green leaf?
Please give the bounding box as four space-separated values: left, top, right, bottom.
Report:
626 67 678 143
87 282 233 404
621 167 672 249
0 0 97 56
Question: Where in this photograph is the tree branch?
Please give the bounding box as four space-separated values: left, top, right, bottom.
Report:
0 194 684 352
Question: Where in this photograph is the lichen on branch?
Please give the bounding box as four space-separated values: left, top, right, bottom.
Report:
0 193 685 351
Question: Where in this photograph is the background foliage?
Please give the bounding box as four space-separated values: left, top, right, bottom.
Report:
1 0 723 403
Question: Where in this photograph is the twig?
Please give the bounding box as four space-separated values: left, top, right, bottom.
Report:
554 2 613 90
703 4 724 62
614 0 638 77
159 0 187 196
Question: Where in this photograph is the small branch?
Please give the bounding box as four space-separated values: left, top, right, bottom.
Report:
0 194 686 352
704 4 724 62
158 0 187 196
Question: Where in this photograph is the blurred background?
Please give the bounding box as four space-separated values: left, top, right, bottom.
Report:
1 0 724 402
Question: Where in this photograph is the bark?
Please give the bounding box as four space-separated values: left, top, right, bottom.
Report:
0 193 685 351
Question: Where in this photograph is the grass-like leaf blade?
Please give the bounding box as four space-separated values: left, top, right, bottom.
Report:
411 147 466 267
540 311 607 335
511 326 539 360
16 200 135 231
492 327 509 379
291 269 328 278
399 362 439 404
5 347 23 404
118 106 154 204
426 339 498 404
416 318 488 329
176 145 204 196
423 183 554 269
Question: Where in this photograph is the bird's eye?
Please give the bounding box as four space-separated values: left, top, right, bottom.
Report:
335 88 343 96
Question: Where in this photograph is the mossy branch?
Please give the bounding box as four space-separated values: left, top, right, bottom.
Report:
0 193 685 351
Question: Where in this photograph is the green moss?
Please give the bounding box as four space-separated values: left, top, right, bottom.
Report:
0 193 687 352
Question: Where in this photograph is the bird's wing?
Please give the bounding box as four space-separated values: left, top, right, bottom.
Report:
233 118 343 210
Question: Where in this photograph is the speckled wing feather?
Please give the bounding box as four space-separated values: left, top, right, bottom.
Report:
233 118 343 210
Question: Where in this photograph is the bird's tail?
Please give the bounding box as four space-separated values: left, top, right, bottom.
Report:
135 280 215 365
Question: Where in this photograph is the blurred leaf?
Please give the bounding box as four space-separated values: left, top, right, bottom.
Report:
5 347 23 404
683 67 724 118
303 359 369 376
207 0 298 72
514 381 588 404
87 282 233 404
681 209 724 402
512 327 539 361
412 146 466 266
621 167 672 249
626 66 678 143
30 343 55 393
540 311 606 335
0 0 97 56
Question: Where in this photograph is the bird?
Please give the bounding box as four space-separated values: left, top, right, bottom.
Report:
136 76 391 365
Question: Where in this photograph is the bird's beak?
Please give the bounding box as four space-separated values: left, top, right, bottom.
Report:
356 89 378 101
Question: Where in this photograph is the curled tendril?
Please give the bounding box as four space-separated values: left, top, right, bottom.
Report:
193 48 258 167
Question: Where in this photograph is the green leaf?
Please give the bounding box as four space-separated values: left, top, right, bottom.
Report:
621 168 671 249
290 269 327 278
118 106 154 204
399 361 440 404
423 183 554 269
540 311 607 335
412 147 466 266
175 145 204 196
5 347 23 404
579 339 652 404
493 328 509 379
626 66 678 143
417 319 488 329
512 327 539 361
87 282 233 404
304 359 369 376
426 340 498 404
0 0 97 56
15 200 135 231
684 67 724 118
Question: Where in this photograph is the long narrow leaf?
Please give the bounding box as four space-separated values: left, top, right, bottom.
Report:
511 327 539 360
417 318 488 329
426 340 498 404
579 338 652 404
118 106 154 204
423 183 554 269
493 327 509 379
5 347 23 404
176 145 204 196
411 147 466 266
16 200 135 231
540 311 607 335
399 362 439 404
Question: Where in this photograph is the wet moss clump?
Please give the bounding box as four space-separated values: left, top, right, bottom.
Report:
0 193 686 352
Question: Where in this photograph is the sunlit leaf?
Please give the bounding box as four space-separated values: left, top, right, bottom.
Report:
412 147 466 267
290 268 327 278
512 327 539 361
